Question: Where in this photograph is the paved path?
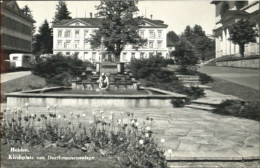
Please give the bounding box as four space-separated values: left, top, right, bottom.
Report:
0 71 31 83
198 66 259 90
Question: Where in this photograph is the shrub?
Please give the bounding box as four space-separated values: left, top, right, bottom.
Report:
213 100 260 121
171 99 186 108
32 54 93 86
184 86 205 100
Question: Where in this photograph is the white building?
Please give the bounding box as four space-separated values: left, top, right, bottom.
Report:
52 17 169 62
211 0 259 58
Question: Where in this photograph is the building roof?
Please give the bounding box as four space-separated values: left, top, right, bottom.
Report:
53 17 168 28
219 10 249 23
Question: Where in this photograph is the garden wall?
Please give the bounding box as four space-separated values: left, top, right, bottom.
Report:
6 93 183 109
216 57 259 69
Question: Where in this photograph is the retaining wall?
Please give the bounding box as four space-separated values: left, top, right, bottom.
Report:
216 57 259 69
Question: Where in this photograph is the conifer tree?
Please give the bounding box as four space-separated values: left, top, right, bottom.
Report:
52 0 72 24
33 20 53 55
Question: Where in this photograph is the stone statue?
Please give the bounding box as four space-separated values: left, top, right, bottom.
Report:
97 73 109 90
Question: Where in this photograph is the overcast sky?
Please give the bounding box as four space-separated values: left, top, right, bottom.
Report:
17 1 216 35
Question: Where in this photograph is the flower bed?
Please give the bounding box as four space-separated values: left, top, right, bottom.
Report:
1 104 168 168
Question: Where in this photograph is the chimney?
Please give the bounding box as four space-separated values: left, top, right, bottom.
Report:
150 14 153 20
90 12 93 18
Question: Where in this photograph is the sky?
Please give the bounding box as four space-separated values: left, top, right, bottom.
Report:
17 0 216 36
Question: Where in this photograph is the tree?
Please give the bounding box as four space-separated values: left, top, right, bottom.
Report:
89 0 147 62
167 31 179 44
52 0 72 24
33 20 53 55
229 19 258 56
183 25 193 38
172 38 199 70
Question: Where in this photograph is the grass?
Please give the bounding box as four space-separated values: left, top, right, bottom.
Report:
206 77 259 101
1 74 46 102
1 144 117 168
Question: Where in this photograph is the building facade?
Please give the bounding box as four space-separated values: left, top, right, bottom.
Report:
0 0 34 59
53 17 169 62
211 0 259 58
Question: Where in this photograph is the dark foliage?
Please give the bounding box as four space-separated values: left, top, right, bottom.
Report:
171 99 186 108
213 100 260 121
32 54 93 86
128 55 205 101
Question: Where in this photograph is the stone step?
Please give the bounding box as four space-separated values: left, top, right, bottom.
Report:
185 85 212 89
185 104 215 111
182 81 201 85
176 75 200 78
178 78 200 81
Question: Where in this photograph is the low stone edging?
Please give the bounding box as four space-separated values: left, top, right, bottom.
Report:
216 56 259 69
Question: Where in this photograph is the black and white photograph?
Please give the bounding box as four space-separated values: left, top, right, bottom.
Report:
0 0 259 167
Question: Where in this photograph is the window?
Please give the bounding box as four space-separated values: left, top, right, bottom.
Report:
131 52 135 59
92 52 97 61
140 30 145 38
66 52 70 56
149 52 154 57
74 52 79 57
58 41 62 48
64 41 70 48
157 41 162 49
75 22 80 26
149 41 154 48
158 30 162 38
84 41 88 48
58 30 62 38
13 56 18 60
65 31 71 38
122 53 127 61
140 52 144 59
84 30 88 38
75 30 80 38
149 30 155 38
74 41 79 48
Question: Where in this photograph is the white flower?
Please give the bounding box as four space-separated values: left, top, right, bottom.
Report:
135 122 139 127
54 104 57 108
25 111 29 114
6 107 10 111
100 110 104 114
131 120 135 124
92 110 97 115
110 112 114 115
145 133 149 138
120 111 124 115
139 139 144 145
89 120 93 124
82 114 86 117
168 149 172 154
57 115 61 119
161 138 165 143
119 137 123 141
118 119 122 124
47 106 50 110
25 103 30 107
31 114 34 117
101 116 105 119
146 127 151 131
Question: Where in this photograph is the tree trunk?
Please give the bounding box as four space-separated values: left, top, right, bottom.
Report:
239 44 245 57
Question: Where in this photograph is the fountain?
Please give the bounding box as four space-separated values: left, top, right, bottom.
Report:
5 37 187 109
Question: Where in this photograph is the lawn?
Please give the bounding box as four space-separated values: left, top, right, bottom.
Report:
206 77 259 101
1 74 46 102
